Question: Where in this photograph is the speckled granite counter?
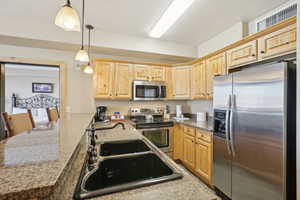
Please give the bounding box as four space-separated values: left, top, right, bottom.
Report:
175 119 214 132
0 113 93 200
77 121 219 200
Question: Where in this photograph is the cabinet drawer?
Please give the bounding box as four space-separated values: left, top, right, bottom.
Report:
258 23 296 60
196 129 212 143
183 125 196 137
227 40 257 69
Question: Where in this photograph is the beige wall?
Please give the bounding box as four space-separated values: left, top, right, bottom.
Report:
186 100 213 117
197 22 247 57
0 44 215 116
95 100 189 116
0 44 213 115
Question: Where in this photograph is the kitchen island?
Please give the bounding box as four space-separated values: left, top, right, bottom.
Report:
0 113 93 200
0 114 218 200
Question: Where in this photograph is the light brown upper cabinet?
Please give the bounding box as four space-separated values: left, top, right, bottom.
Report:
134 64 150 81
150 66 165 82
207 52 227 76
94 61 115 99
258 23 296 60
114 63 133 99
165 67 173 99
227 40 258 69
191 62 206 99
134 65 165 82
172 66 191 99
205 61 214 99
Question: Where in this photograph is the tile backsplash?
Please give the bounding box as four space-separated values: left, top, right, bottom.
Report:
95 99 213 116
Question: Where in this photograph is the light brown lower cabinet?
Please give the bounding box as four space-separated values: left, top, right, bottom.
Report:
195 138 212 185
173 124 183 160
183 134 195 169
174 124 213 186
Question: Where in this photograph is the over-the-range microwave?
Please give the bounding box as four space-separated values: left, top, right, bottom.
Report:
132 81 166 101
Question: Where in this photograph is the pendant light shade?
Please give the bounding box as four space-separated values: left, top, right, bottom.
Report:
83 64 94 74
75 0 89 62
55 0 80 32
75 49 89 62
83 24 94 74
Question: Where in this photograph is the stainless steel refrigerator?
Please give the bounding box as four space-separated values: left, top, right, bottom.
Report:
213 60 296 200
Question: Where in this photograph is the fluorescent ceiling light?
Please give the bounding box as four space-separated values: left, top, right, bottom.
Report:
149 0 195 38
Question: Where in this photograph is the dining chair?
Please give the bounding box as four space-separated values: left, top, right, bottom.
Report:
46 107 59 122
1 110 35 138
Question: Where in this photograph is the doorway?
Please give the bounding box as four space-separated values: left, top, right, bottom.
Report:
0 63 61 139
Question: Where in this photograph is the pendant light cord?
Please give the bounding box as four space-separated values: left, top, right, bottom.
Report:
88 27 91 64
81 0 85 50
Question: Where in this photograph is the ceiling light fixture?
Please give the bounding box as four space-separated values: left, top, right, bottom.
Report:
149 0 195 38
55 0 81 32
75 0 89 62
83 24 94 74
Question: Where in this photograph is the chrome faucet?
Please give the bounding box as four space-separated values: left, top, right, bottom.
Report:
86 122 126 132
86 122 126 169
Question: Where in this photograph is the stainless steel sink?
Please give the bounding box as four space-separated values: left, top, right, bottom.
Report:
74 139 182 199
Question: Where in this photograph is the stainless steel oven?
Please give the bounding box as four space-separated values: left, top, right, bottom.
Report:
140 128 173 154
132 81 166 101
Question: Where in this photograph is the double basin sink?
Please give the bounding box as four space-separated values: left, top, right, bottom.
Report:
74 139 182 199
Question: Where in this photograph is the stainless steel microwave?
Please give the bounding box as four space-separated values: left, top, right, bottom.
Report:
132 81 166 101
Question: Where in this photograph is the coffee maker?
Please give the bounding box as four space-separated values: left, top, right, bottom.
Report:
95 106 107 122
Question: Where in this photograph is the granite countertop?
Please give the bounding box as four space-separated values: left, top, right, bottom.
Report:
0 113 94 199
88 121 219 200
174 119 214 132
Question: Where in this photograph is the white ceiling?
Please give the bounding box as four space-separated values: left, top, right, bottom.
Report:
0 0 290 45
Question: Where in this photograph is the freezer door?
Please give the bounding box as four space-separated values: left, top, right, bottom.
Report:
231 63 286 200
213 135 232 198
213 75 233 198
213 75 233 110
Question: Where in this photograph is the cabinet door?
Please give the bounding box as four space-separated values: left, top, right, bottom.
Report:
205 60 214 99
208 52 227 76
172 66 191 99
173 124 183 161
258 23 296 60
195 139 212 185
114 63 133 99
191 63 205 99
227 40 257 69
165 67 173 99
134 65 150 81
150 66 165 82
183 134 195 169
94 62 114 98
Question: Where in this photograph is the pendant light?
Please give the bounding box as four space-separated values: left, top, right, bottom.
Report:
83 24 94 74
75 0 89 62
55 0 81 32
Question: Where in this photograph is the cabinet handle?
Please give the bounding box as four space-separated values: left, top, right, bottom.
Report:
252 54 256 57
260 50 265 54
286 42 290 45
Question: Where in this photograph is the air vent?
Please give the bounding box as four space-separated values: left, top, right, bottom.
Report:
257 4 297 32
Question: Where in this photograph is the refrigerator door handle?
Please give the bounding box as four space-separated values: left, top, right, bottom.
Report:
225 95 231 155
230 94 236 157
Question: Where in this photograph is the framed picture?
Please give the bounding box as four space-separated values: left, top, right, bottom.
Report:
32 83 54 93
